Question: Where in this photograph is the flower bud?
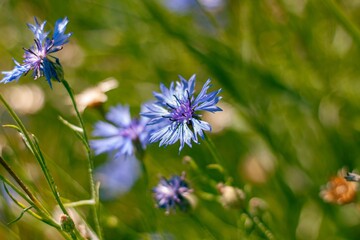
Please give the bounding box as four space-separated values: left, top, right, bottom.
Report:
153 173 192 214
60 214 75 233
217 183 246 209
249 197 268 216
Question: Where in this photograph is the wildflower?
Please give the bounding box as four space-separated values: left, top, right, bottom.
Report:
1 17 72 88
95 154 141 199
142 74 222 152
153 173 192 214
320 171 358 205
90 104 150 157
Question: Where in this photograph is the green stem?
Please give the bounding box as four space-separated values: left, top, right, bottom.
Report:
64 199 96 208
0 157 49 215
0 95 66 211
242 209 274 240
1 176 62 230
203 134 228 178
140 160 149 189
30 136 69 214
61 80 90 148
136 146 148 188
61 80 102 240
31 138 84 239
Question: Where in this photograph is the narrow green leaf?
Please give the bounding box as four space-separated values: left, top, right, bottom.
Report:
58 115 88 146
2 124 21 132
206 164 225 174
58 116 83 133
7 206 33 225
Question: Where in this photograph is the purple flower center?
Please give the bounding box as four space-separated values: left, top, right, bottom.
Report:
119 119 143 140
157 184 177 199
23 39 55 79
170 97 194 123
24 40 46 61
153 175 191 213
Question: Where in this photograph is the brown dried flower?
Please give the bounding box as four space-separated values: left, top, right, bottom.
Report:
74 78 118 113
320 173 358 205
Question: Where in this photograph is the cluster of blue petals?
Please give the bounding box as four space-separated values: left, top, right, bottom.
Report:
1 17 72 88
142 74 222 152
90 104 150 158
153 174 191 214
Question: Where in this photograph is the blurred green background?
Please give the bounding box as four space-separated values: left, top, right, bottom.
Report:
1 0 360 239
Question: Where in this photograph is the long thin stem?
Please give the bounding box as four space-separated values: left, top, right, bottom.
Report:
30 136 70 214
61 80 102 240
0 95 67 212
203 134 228 178
242 208 274 240
1 175 61 230
0 157 47 214
64 199 96 208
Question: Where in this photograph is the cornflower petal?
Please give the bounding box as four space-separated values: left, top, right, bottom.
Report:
192 118 211 141
179 74 196 96
92 121 119 137
0 61 30 83
27 17 49 43
91 103 152 157
150 125 173 145
179 123 194 151
106 104 132 127
90 137 123 156
161 122 181 147
195 90 222 112
193 79 222 111
153 82 176 107
118 138 134 157
53 17 72 47
142 104 170 125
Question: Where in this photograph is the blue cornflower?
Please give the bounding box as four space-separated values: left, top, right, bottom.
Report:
90 104 150 157
1 17 72 88
141 74 222 151
153 173 192 214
